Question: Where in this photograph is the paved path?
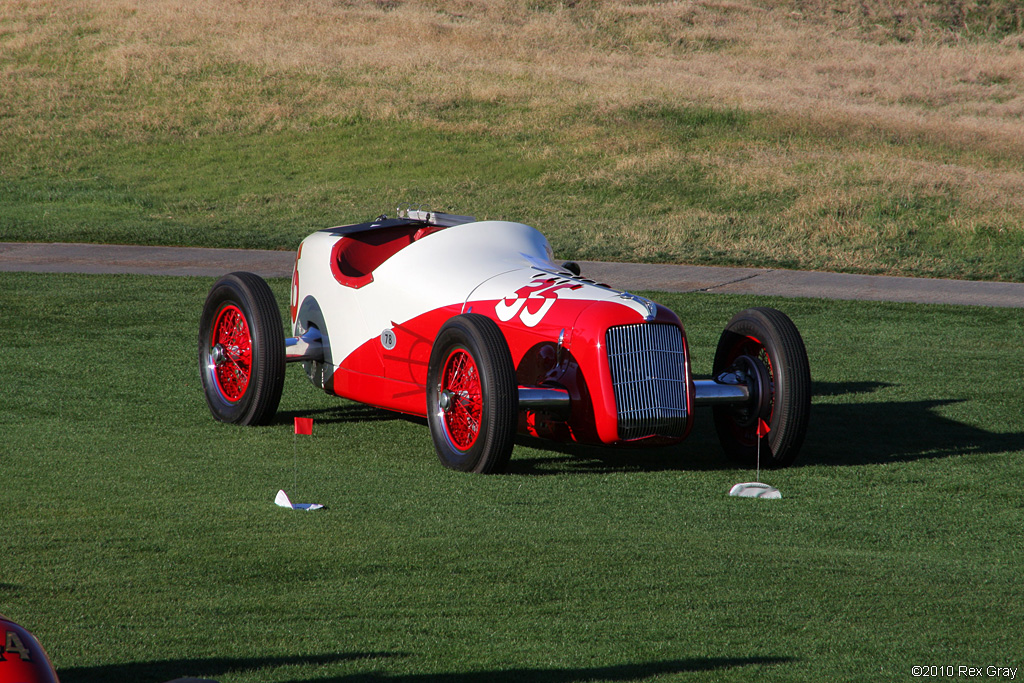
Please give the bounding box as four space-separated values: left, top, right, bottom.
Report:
2 241 1022 308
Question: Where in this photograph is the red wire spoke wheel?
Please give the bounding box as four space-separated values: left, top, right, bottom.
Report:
199 272 285 426
712 307 811 468
210 304 253 402
439 348 483 450
427 314 517 473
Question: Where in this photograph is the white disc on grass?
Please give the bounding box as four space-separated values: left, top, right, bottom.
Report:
275 489 324 511
729 482 781 499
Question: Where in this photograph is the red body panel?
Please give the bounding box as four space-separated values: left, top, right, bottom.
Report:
328 294 694 447
0 616 60 683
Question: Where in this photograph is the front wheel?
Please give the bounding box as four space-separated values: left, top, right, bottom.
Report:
198 272 286 426
712 307 810 468
426 314 517 474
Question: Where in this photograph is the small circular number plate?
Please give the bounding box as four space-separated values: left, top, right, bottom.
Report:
380 328 397 350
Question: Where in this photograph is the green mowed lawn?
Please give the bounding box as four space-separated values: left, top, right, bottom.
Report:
1 272 1022 682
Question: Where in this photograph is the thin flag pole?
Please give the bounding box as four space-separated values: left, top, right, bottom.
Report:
277 417 323 510
756 428 760 483
756 418 770 482
293 417 314 495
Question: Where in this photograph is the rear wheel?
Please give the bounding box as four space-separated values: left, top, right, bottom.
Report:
427 314 517 473
712 307 810 468
199 272 286 425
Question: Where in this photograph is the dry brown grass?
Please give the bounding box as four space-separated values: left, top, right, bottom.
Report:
5 0 1023 140
3 0 1023 277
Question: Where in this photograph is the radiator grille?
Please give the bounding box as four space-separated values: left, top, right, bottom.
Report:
606 323 689 440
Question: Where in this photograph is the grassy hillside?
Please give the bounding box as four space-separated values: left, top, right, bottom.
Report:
2 0 1024 280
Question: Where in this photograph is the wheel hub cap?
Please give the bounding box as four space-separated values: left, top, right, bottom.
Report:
728 354 771 428
211 343 226 365
439 390 455 413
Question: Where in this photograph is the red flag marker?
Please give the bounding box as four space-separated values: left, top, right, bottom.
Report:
294 417 313 435
756 419 770 438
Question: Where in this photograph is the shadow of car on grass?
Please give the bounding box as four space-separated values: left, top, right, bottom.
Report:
506 381 1024 474
276 402 418 428
59 654 793 683
268 381 1023 474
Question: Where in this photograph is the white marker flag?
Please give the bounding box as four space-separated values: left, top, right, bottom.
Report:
275 489 324 511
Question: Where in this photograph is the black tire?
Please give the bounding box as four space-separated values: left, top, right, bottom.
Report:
198 272 286 426
426 314 517 473
712 307 810 468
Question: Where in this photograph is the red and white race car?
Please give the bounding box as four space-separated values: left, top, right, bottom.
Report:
199 208 810 473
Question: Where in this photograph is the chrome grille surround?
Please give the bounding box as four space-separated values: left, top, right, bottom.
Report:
606 323 689 440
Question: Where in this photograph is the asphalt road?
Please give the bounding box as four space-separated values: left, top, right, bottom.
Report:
2 241 1022 308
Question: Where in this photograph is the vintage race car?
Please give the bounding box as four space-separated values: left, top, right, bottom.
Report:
199 208 811 473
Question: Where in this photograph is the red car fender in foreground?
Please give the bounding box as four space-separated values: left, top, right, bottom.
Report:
0 615 60 683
